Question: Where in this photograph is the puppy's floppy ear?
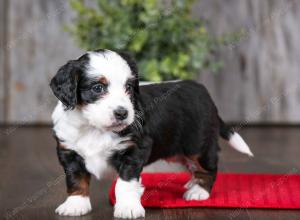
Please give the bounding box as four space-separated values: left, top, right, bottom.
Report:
118 51 139 94
50 60 80 110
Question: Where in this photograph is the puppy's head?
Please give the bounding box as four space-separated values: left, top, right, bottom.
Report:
50 49 139 132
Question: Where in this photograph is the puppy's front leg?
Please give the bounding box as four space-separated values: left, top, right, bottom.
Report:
112 154 145 218
114 177 145 219
55 146 92 216
112 137 152 219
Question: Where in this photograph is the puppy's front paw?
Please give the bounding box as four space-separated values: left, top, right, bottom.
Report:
114 202 145 219
183 184 210 201
55 195 92 216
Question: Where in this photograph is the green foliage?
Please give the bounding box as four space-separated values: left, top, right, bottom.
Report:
68 0 220 81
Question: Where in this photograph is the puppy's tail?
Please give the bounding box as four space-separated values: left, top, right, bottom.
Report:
219 116 254 157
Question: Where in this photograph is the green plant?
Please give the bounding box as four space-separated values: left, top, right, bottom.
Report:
68 0 220 81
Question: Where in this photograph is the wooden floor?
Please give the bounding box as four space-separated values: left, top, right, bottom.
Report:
0 126 299 220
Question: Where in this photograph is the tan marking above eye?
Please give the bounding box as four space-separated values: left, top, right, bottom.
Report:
99 76 109 85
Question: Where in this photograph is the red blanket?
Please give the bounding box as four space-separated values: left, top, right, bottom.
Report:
109 172 300 209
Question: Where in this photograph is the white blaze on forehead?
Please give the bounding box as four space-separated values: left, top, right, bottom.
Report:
87 50 133 83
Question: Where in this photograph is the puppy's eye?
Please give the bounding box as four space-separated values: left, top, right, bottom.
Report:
125 82 133 92
92 84 105 93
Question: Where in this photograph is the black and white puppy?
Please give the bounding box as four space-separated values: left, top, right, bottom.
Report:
50 49 253 219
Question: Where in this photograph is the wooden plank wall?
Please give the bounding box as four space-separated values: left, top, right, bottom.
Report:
0 0 299 123
195 0 300 124
0 0 8 122
4 0 82 123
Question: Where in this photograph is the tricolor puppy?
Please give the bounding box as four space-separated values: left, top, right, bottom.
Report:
50 49 253 218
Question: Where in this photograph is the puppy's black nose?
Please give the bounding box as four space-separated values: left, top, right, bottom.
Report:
114 106 128 120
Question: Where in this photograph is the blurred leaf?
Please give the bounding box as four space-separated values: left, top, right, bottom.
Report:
129 30 148 52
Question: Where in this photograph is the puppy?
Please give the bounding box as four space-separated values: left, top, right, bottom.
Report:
50 49 253 218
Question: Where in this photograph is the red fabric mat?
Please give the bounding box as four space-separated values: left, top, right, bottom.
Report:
109 172 300 209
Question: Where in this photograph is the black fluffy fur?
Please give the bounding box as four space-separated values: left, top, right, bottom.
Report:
110 80 221 181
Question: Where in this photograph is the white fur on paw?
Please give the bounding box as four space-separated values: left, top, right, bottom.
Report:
114 202 145 219
183 184 210 201
114 178 145 219
55 195 92 216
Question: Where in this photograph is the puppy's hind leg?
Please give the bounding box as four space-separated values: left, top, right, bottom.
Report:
183 142 218 201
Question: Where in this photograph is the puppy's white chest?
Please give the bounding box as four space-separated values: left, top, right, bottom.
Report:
84 153 110 179
70 128 129 179
52 104 131 179
77 130 129 178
